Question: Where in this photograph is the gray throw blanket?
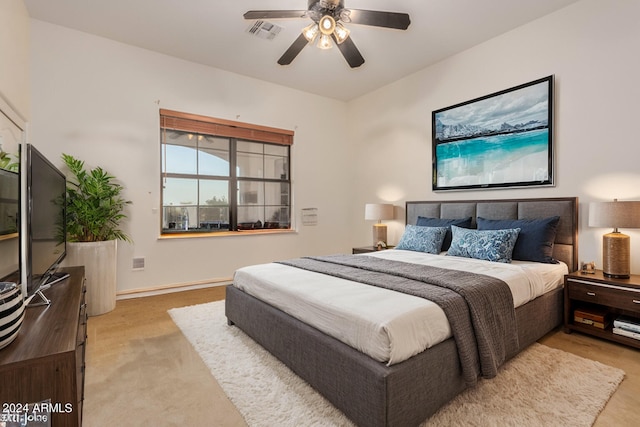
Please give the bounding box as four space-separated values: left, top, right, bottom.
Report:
277 254 519 386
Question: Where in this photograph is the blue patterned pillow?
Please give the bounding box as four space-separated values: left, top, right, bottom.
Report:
447 225 521 263
416 217 473 250
396 225 448 254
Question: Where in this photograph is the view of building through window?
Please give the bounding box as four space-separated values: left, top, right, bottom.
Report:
160 110 292 234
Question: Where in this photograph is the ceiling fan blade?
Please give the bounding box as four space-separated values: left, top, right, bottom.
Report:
346 9 411 30
243 10 308 20
278 34 310 66
333 36 365 68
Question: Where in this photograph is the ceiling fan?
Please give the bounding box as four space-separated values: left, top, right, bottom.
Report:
244 0 411 68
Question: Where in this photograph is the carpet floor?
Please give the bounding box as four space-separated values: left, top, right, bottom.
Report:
169 300 625 427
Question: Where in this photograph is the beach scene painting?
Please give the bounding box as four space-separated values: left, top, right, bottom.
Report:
432 76 553 191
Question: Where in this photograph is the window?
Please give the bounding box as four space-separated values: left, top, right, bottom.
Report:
160 109 293 235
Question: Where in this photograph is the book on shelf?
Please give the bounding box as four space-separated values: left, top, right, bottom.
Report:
574 315 608 329
613 316 640 334
573 308 610 329
613 327 640 341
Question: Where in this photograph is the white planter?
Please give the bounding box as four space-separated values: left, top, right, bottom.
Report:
66 240 117 316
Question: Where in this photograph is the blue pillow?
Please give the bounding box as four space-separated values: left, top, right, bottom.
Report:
396 225 448 254
476 216 560 263
415 217 473 250
447 225 520 263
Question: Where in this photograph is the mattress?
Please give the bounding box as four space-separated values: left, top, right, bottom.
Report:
232 249 568 365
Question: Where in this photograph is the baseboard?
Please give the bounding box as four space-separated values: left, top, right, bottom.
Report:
116 278 232 300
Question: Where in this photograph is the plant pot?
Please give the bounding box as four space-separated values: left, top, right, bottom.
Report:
66 240 117 316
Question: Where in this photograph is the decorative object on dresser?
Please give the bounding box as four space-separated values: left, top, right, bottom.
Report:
0 267 86 427
0 282 24 350
588 199 640 278
364 203 394 247
564 269 640 349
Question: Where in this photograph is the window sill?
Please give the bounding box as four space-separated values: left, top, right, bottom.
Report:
158 229 297 240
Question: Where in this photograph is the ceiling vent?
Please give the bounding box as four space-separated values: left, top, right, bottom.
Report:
246 20 283 41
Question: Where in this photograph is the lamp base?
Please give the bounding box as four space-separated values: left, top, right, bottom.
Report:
602 231 630 279
603 272 630 279
373 224 387 248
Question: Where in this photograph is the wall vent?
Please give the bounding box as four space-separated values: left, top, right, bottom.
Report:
132 257 145 270
246 20 283 41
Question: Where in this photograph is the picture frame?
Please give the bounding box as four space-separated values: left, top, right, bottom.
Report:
432 76 554 191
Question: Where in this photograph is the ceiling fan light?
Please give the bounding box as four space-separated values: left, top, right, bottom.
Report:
338 9 352 23
317 33 333 50
319 15 336 35
334 22 350 44
302 22 320 42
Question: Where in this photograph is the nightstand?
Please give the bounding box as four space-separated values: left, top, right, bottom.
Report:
564 270 640 349
352 246 394 254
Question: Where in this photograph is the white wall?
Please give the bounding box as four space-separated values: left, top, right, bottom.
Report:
347 0 640 273
0 0 29 279
29 21 352 293
0 0 30 119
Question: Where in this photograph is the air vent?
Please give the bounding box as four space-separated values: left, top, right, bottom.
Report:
246 20 283 41
132 257 145 270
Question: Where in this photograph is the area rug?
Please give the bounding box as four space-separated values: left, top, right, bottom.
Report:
169 300 625 427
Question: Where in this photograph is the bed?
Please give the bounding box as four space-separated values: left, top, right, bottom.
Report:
225 197 578 426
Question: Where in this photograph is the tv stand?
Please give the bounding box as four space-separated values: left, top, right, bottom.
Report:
27 289 51 306
26 272 72 307
46 271 71 287
0 266 86 426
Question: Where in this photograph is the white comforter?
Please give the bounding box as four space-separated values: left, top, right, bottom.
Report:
232 250 567 365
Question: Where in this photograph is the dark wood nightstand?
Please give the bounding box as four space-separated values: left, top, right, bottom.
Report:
352 246 394 254
564 270 640 349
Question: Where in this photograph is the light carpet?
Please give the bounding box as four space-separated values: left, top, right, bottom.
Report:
169 300 625 427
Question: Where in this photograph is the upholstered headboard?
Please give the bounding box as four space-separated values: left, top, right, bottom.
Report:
406 197 578 272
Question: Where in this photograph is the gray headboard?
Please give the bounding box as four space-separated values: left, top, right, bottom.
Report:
406 197 578 272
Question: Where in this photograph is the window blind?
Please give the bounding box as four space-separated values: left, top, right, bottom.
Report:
160 109 293 145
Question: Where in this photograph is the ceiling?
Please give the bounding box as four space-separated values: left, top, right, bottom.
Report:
24 0 580 101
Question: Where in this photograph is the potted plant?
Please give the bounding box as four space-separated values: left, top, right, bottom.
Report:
62 154 131 316
0 151 19 172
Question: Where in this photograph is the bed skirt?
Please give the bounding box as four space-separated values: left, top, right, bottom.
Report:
225 285 563 427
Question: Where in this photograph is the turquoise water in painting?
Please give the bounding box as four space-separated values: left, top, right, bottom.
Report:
435 129 549 187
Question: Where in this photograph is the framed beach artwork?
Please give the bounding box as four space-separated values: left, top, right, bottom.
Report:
432 76 553 191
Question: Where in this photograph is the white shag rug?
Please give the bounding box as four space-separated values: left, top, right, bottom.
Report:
169 300 625 427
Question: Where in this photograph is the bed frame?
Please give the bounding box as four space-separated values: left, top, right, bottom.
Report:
225 197 578 427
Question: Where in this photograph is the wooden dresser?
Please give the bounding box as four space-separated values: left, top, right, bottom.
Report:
0 266 86 426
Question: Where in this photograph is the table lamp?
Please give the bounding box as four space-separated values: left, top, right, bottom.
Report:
588 199 640 278
365 203 394 247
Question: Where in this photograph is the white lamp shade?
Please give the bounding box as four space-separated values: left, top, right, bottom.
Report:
365 203 394 221
588 201 640 229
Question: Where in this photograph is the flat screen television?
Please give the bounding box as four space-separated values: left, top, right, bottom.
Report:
19 143 68 305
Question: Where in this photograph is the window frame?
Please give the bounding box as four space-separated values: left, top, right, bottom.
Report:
160 109 293 237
